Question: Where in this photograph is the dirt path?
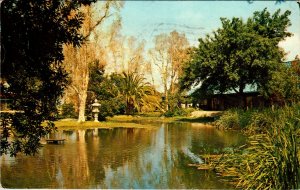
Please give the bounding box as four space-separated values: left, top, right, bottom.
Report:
190 110 222 117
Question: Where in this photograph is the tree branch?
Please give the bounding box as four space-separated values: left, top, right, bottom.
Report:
83 2 111 40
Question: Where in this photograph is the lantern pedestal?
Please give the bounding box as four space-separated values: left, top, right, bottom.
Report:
91 99 101 122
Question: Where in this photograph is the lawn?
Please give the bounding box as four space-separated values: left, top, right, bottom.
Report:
53 111 219 130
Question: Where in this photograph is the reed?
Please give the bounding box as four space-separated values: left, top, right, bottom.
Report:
215 104 300 133
214 104 300 189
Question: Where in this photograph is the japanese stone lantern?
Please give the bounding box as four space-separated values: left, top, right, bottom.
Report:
91 99 101 122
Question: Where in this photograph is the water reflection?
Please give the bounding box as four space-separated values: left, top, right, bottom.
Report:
1 122 245 189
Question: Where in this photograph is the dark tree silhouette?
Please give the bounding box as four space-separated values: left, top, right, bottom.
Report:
1 0 95 156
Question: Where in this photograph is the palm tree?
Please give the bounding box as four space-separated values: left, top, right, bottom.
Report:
119 72 160 115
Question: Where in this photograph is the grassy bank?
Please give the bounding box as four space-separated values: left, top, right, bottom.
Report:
54 120 158 130
106 115 216 123
209 104 300 189
53 110 219 130
214 104 300 134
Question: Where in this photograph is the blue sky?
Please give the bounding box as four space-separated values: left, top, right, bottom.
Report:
120 1 300 60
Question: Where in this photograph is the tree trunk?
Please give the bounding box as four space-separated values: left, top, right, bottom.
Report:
78 91 87 122
164 83 169 111
77 44 89 122
239 85 247 109
125 101 130 115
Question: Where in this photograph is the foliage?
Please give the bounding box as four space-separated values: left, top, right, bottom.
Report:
215 104 300 133
215 108 268 131
180 8 291 106
163 107 196 117
260 59 300 105
216 115 300 189
167 87 188 112
62 1 123 122
119 72 161 115
60 103 77 119
1 0 95 156
97 97 126 121
215 110 240 129
89 68 160 118
149 30 190 111
88 67 126 120
214 105 300 189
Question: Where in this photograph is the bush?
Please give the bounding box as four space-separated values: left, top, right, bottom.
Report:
60 103 77 119
215 110 239 129
96 98 125 121
163 107 196 117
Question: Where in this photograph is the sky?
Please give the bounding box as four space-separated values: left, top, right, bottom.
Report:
120 1 300 61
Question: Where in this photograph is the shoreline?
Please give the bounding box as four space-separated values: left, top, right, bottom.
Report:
53 113 220 130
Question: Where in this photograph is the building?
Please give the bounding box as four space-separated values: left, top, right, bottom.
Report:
193 57 300 111
196 92 266 111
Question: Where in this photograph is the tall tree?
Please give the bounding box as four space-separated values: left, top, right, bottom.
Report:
1 0 95 156
180 8 292 107
149 30 189 111
106 35 146 75
63 1 123 122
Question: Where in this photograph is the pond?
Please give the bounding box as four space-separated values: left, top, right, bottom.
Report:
1 122 245 189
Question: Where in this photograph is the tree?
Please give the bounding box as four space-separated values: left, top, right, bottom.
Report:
119 72 160 115
62 1 123 122
180 8 292 107
149 30 189 111
106 34 147 75
1 0 95 156
88 69 160 118
262 58 300 105
88 62 126 120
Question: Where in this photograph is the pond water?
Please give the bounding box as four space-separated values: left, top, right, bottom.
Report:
1 122 245 189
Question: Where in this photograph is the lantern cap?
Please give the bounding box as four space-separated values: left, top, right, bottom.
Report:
92 99 101 107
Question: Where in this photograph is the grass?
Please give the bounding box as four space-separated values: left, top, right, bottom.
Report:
53 120 158 130
106 112 218 123
53 111 218 130
215 121 300 189
214 104 300 134
211 104 300 189
106 115 179 122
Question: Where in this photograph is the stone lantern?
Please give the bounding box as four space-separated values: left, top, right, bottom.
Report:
91 99 101 122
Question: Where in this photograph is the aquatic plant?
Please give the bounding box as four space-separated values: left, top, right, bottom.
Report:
214 109 240 130
214 104 300 189
215 104 300 133
218 121 299 189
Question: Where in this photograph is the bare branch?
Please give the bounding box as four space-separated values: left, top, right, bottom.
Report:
83 2 111 40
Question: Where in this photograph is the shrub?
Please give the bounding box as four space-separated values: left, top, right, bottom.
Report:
163 110 175 117
163 107 196 117
215 110 239 129
97 100 125 121
60 103 77 119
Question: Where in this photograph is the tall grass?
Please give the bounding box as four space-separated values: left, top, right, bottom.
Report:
215 104 300 133
217 121 300 189
214 104 300 189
